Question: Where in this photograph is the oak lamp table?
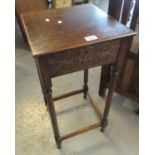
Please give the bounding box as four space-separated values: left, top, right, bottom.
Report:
21 4 135 148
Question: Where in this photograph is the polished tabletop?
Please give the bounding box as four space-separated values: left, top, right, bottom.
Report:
21 4 135 57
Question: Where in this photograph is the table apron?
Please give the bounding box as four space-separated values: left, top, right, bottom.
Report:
39 40 121 78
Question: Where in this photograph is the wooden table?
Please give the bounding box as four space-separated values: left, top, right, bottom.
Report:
21 4 135 148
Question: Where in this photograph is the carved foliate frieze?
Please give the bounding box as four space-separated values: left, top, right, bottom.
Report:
47 40 120 77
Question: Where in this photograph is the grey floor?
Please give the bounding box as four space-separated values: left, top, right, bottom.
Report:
15 2 139 155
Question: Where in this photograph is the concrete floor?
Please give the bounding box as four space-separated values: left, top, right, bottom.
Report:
15 2 139 155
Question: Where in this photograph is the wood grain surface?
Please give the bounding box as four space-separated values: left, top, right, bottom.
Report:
21 4 135 57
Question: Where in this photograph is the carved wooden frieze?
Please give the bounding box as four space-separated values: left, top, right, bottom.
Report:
46 40 120 77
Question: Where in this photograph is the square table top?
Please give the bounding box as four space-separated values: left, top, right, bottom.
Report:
21 4 135 57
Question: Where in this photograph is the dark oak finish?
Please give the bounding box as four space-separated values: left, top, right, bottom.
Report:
101 38 132 131
15 0 48 14
46 40 120 77
83 69 88 98
121 0 133 24
99 0 139 103
21 4 134 56
15 0 48 41
21 4 135 148
61 122 101 140
108 0 123 21
53 89 84 101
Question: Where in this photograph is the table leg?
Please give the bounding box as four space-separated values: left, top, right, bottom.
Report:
83 69 88 99
35 58 62 148
101 68 119 132
44 87 62 149
101 38 131 132
99 65 111 97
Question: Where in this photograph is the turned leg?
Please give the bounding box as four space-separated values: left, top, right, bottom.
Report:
45 87 62 149
35 58 62 148
99 65 111 97
101 68 119 132
43 93 48 106
100 38 132 132
83 69 88 99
